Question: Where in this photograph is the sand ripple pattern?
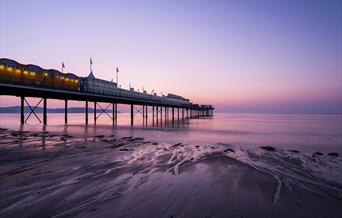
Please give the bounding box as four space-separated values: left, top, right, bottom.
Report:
0 128 341 217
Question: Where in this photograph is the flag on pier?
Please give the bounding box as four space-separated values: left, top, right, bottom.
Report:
62 62 65 73
90 58 93 73
116 67 119 85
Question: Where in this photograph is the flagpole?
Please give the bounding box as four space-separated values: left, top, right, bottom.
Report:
116 67 118 85
90 58 92 73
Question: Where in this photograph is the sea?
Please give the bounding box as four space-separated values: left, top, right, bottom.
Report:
0 112 341 154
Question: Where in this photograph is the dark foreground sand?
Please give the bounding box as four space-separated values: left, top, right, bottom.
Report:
0 128 341 218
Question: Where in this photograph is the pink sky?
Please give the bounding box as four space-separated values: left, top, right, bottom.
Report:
0 0 341 113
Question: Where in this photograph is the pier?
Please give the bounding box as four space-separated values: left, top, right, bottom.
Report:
0 59 214 126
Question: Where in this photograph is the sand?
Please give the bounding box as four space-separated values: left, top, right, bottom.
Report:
0 128 342 218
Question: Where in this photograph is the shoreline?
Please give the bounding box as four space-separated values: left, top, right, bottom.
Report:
0 128 342 217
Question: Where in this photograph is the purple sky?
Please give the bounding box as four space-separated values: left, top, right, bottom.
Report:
0 0 341 113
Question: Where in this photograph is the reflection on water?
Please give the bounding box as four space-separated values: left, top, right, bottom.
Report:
0 112 341 153
0 113 342 217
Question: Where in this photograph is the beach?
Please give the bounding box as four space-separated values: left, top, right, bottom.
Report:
1 0 341 216
1 125 342 218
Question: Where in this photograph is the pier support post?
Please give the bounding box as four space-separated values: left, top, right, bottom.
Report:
131 104 134 126
164 107 166 120
65 99 68 124
165 107 167 124
94 102 97 125
152 106 155 125
172 107 174 124
85 101 88 125
177 108 180 121
43 98 47 125
20 96 24 124
156 106 158 125
142 105 145 125
145 105 148 125
115 103 118 125
112 102 115 126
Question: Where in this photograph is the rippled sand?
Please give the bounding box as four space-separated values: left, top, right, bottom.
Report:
0 128 341 217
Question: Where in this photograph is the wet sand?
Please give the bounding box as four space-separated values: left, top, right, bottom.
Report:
0 128 342 218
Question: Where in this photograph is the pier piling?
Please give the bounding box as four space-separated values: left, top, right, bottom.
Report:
85 101 88 124
20 96 24 124
112 103 115 126
152 106 155 125
145 105 148 126
43 98 47 125
65 99 68 124
131 104 134 126
172 107 174 124
94 102 97 125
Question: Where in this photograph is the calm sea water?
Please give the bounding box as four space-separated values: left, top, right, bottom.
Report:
0 112 341 153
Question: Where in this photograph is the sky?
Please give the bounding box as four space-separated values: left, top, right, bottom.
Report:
0 0 341 113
